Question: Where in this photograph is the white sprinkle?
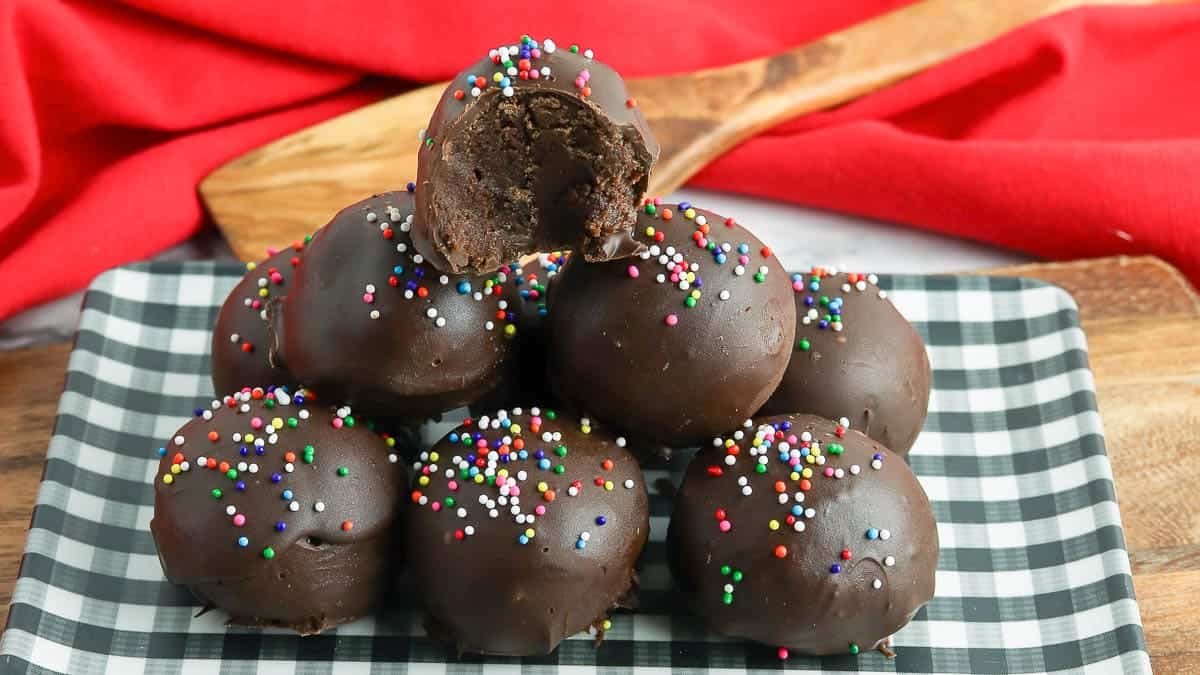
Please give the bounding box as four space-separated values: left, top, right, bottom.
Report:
229 333 239 343
655 274 666 284
314 501 325 512
456 507 467 518
485 321 495 330
850 464 861 475
413 254 424 264
388 453 398 463
257 278 268 288
777 493 788 504
580 531 591 541
173 435 185 446
544 39 556 53
805 508 816 518
503 86 514 97
724 583 734 593
884 556 895 567
226 505 237 516
426 308 438 319
540 66 551 77
839 417 850 428
489 509 499 518
719 290 731 301
435 317 446 327
616 437 627 448
179 461 190 472
834 468 845 479
868 274 879 284
872 459 883 470
695 215 707 226
237 462 248 472
418 495 429 506
880 529 891 540
284 462 295 473
365 284 376 294
794 492 805 503
712 438 723 447
879 290 889 300
793 521 806 532
623 479 634 489
584 49 594 59
737 476 748 487
741 486 752 496
369 310 380 320
734 265 745 276
288 501 300 512
873 579 883 589
724 455 736 466
465 526 475 536
298 409 310 420
856 280 868 291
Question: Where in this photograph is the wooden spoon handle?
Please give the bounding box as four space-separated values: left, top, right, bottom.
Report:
199 0 1186 261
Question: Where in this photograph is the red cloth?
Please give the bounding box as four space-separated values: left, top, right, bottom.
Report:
3 1 1198 321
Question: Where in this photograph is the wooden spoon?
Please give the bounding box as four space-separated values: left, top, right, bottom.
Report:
200 0 1183 261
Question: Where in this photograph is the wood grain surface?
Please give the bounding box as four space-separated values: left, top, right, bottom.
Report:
1 255 1197 670
198 0 1187 262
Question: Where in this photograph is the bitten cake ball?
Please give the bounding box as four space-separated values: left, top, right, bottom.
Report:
211 242 308 396
470 252 569 413
760 270 931 455
270 190 518 419
547 202 796 448
150 387 405 634
413 36 658 275
667 414 938 657
405 408 649 655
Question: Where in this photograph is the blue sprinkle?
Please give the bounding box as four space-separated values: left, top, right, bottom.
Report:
830 564 841 574
275 521 287 532
270 473 282 483
738 244 749 254
500 77 511 88
781 421 792 430
518 534 529 545
405 279 417 290
239 447 249 457
237 537 249 548
235 481 246 492
472 432 483 441
466 454 476 463
457 281 471 294
414 268 425 278
293 394 304 405
537 307 548 316
465 74 475 84
801 448 810 457
518 450 529 460
873 453 884 461
282 489 293 500
715 253 727 264
809 281 821 292
501 418 512 428
469 467 479 477
791 505 804 516
679 201 692 210
492 439 503 449
866 528 879 540
255 447 265 456
449 433 460 443
792 273 803 282
393 265 404 275
804 296 815 306
596 516 607 526
819 320 829 329
406 182 415 193
575 540 586 550
157 447 166 457
535 450 545 460
546 263 558 272
538 459 551 470
778 452 789 462
193 408 204 417
694 277 703 288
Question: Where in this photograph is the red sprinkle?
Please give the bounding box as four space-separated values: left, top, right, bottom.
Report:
241 343 253 353
601 459 614 471
774 545 788 559
714 509 727 521
207 431 219 442
841 549 852 560
626 97 637 108
707 466 724 477
453 89 465 100
341 520 354 532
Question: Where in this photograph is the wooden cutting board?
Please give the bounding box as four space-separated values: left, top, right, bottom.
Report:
2 255 1199 671
198 0 1188 262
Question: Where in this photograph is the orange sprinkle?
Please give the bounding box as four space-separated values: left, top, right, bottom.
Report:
284 452 296 463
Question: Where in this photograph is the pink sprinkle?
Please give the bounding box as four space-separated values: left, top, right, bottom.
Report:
718 519 732 532
431 501 442 512
531 48 541 58
266 247 278 256
789 457 800 467
696 238 708 248
778 647 789 660
738 255 750 265
824 467 835 477
332 418 344 429
665 314 679 327
448 480 459 491
529 290 540 299
670 273 680 283
510 486 521 497
535 504 547 515
233 514 246 527
531 416 542 426
787 435 798 444
627 265 639 279
580 69 590 81
575 77 586 88
250 417 263 429
652 196 663 205
270 272 284 284
476 439 488 448
421 466 431 475
363 293 374 304
251 300 262 310
793 280 805 292
530 70 540 79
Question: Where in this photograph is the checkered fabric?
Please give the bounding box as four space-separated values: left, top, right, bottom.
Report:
0 261 1149 674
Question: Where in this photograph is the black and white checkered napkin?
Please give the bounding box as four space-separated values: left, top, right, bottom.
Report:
0 262 1149 674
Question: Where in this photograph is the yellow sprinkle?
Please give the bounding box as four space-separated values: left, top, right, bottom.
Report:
686 272 696 283
245 262 257 271
510 424 521 434
524 528 535 538
690 290 701 299
474 474 485 484
752 437 762 447
602 619 612 631
581 426 591 434
790 471 800 481
493 72 504 82
802 467 813 478
806 455 816 464
162 474 174 485
170 464 181 475
497 469 509 479
604 480 614 491
258 288 269 298
769 519 780 531
725 439 736 448
386 437 395 447
537 482 549 493
644 226 656 237
504 324 517 337
684 208 696 219
418 475 430 486
271 417 283 429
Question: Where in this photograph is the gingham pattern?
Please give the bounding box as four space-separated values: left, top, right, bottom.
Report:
0 261 1149 675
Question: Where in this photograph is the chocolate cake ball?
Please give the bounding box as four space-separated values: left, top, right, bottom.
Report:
405 408 649 655
413 36 658 274
470 252 568 413
270 190 518 419
150 387 405 634
211 242 308 396
547 202 796 448
760 270 931 455
667 414 938 657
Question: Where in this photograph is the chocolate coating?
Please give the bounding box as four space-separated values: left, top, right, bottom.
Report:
547 204 796 448
760 272 931 455
470 253 569 413
211 244 307 396
414 37 658 274
271 191 517 419
667 414 938 655
150 388 405 633
405 409 649 655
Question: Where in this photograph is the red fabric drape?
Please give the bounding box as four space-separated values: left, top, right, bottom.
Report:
2 0 1197 320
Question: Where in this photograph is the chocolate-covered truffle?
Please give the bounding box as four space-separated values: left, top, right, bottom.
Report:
547 203 796 448
211 242 307 396
667 414 938 656
271 190 518 419
413 36 658 274
470 252 568 413
150 387 405 634
405 408 649 655
760 270 931 455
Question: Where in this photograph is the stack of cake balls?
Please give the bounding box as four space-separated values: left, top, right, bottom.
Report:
151 36 938 659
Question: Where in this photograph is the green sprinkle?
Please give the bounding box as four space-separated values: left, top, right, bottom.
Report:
732 570 744 583
554 464 566 474
226 469 238 480
722 592 734 605
820 295 830 306
287 417 298 428
425 138 434 147
798 339 811 351
211 489 223 499
345 416 355 427
644 204 657 215
445 497 456 508
304 444 315 454
546 410 557 420
337 466 349 477
570 45 579 53
304 235 313 244
486 474 496 486
755 464 767 474
829 444 844 455
753 272 765 283
459 468 470 479
555 445 568 457
849 643 860 655
262 547 276 560
720 565 732 576
685 297 697 308
264 399 275 408
303 454 314 464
